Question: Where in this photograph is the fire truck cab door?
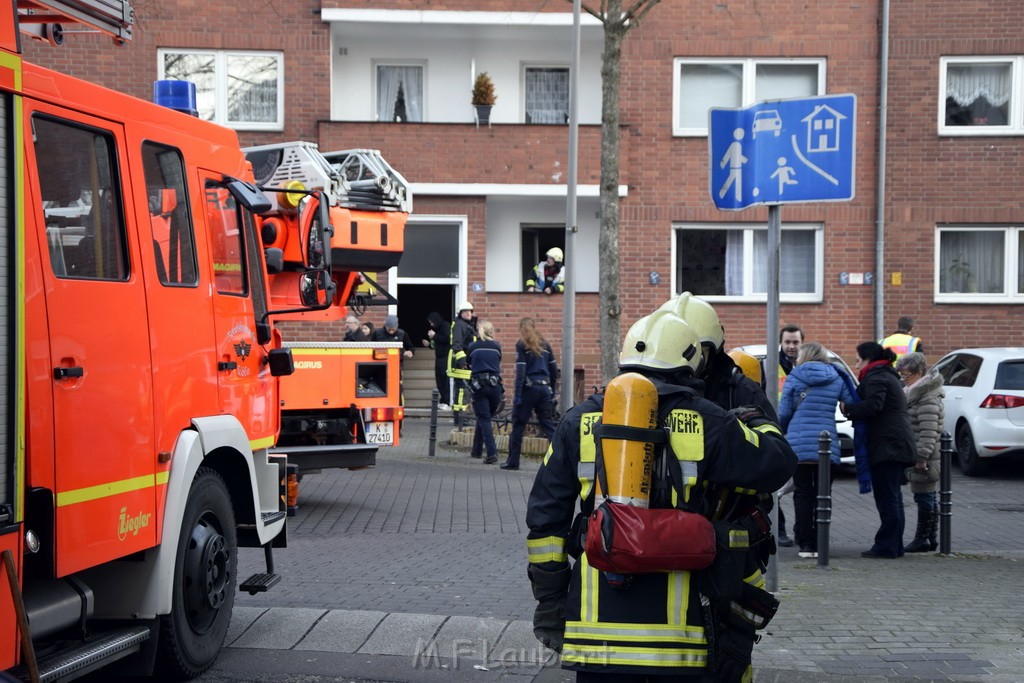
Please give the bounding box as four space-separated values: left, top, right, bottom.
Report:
26 107 157 575
200 174 274 436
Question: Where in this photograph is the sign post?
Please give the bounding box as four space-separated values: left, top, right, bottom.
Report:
708 94 857 591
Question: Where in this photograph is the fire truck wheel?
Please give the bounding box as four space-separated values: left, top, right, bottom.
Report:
157 467 237 679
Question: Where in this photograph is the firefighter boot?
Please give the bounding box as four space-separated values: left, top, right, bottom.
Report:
905 509 933 553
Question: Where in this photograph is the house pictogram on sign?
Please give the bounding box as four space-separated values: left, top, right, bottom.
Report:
802 104 847 153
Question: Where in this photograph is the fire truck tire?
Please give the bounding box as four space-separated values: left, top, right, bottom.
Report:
157 467 237 679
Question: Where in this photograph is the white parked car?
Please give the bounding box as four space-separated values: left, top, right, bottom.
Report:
931 347 1024 476
729 345 857 468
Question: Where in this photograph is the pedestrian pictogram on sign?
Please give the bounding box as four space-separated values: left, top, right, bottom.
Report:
709 94 857 210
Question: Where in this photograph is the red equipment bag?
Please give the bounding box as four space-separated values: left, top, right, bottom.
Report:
584 500 717 574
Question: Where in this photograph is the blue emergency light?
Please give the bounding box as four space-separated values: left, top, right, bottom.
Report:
152 79 198 117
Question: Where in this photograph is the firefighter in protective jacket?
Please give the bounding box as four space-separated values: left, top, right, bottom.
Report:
526 311 797 681
448 301 477 412
525 247 566 294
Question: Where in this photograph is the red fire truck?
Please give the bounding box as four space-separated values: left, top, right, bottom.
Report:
0 2 365 679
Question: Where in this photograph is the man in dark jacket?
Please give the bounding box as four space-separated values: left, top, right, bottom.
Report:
526 311 797 681
447 301 477 414
843 341 916 558
371 315 414 405
423 311 451 408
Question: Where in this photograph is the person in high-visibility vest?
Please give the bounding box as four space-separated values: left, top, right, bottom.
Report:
880 315 924 361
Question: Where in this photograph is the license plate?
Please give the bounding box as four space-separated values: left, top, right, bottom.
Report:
366 422 394 445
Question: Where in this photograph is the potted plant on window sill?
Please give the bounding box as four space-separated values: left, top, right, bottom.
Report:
472 71 497 127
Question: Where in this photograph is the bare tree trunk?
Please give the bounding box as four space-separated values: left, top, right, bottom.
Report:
598 17 624 383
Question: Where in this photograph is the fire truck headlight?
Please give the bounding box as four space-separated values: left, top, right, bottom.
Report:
25 530 41 554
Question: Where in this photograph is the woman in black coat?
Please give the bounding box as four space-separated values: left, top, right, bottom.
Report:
842 341 916 558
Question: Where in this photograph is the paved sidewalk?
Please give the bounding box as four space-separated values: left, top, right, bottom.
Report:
215 417 1024 682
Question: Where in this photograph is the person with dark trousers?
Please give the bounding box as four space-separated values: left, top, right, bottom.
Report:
423 311 451 408
779 342 858 558
525 311 797 681
502 317 557 471
467 320 502 464
447 301 477 415
842 342 916 558
371 315 414 405
773 323 804 547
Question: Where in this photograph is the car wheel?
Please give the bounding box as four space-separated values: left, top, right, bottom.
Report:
956 424 986 477
156 467 237 679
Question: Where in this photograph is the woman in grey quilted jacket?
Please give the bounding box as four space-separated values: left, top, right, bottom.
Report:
894 352 945 552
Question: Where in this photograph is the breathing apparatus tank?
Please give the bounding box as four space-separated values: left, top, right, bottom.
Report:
596 372 659 508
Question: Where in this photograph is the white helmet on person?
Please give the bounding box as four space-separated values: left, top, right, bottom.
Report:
546 247 564 262
618 311 703 374
457 300 474 313
658 292 725 352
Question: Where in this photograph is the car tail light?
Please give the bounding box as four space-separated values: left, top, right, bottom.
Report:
364 407 403 421
373 348 389 360
979 394 1024 409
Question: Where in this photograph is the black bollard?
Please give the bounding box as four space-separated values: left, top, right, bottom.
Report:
428 389 439 458
816 430 832 569
939 431 953 555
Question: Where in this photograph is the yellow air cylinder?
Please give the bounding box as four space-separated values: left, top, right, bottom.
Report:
597 372 659 508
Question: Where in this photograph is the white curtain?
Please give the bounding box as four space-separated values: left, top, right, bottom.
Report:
939 230 1005 294
751 230 815 294
725 229 744 295
946 63 1012 107
679 63 742 129
377 66 423 122
526 68 569 124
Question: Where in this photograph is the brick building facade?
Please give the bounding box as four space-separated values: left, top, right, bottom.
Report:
23 0 1023 387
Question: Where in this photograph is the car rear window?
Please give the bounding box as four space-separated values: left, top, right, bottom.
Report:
994 360 1024 390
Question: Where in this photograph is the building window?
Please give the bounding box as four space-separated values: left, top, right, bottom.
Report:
159 50 283 130
522 225 564 290
940 57 1023 135
936 226 1023 302
673 223 823 302
673 58 824 136
376 64 424 122
525 67 569 124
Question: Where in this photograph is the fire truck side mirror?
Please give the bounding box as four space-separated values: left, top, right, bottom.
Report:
224 177 272 215
299 270 334 309
267 348 294 377
301 192 333 271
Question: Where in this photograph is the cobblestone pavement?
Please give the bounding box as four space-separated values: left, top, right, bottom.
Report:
211 417 1024 682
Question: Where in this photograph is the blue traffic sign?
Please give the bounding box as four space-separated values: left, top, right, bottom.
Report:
709 94 856 210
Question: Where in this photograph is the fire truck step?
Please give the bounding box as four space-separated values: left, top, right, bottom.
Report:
16 625 151 682
261 510 287 525
240 572 281 595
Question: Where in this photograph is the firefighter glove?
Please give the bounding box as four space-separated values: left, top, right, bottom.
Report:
528 564 570 652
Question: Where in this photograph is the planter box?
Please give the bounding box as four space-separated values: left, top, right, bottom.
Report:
449 428 549 456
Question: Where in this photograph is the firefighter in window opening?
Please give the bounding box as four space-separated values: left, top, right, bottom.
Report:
525 310 797 682
525 246 566 294
447 301 478 414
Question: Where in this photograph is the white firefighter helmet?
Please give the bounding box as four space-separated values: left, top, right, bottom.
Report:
658 292 725 352
457 300 474 313
618 310 702 374
546 247 564 262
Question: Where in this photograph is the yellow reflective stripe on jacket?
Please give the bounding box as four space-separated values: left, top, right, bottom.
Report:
744 568 766 589
566 620 705 643
737 421 760 447
728 529 750 549
543 444 554 466
562 643 708 668
579 552 600 623
526 536 567 564
666 571 689 625
752 422 782 438
577 412 601 501
666 409 704 505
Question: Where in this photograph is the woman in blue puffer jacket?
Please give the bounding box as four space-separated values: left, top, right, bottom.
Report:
779 342 858 557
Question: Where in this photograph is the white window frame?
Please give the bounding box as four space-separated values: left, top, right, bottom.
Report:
157 49 284 131
938 56 1024 136
671 222 824 303
934 225 1024 303
373 61 427 123
672 58 826 137
522 63 570 125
